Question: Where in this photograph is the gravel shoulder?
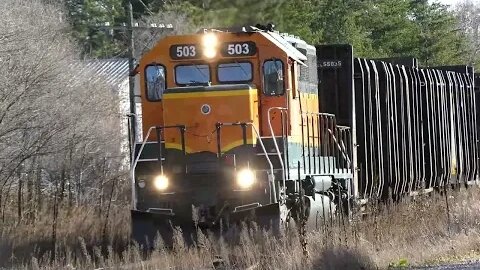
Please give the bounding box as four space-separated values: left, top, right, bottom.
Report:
411 261 480 269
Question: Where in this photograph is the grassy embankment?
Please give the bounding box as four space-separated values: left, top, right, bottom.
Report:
2 187 480 269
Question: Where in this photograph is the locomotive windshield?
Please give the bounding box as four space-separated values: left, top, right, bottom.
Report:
175 64 210 85
217 62 252 83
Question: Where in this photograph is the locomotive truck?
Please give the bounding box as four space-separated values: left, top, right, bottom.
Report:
129 24 478 247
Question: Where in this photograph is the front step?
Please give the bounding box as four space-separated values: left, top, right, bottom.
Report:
137 158 165 162
256 152 283 156
257 137 285 154
134 141 165 161
254 152 284 171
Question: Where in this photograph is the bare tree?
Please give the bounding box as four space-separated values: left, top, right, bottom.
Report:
0 0 127 254
455 0 480 67
134 8 193 58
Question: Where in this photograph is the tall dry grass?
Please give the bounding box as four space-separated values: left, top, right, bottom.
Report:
0 206 130 267
2 187 480 269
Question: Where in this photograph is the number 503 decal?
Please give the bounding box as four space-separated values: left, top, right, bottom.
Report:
170 44 199 59
221 42 256 57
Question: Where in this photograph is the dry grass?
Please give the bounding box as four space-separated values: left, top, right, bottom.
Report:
2 187 480 269
0 206 130 267
363 188 480 267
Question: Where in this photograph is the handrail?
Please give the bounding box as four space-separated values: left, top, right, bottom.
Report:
302 112 352 169
131 126 157 209
251 124 277 204
302 112 335 117
327 128 351 167
267 107 288 202
130 125 186 210
216 122 277 204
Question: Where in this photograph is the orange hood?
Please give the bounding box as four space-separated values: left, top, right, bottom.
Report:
162 85 259 154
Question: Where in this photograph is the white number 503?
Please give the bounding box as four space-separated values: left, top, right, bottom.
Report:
227 43 249 55
176 46 196 57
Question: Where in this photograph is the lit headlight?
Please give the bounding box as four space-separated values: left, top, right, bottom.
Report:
153 175 169 191
203 47 217 58
202 33 217 47
237 169 255 189
202 33 217 58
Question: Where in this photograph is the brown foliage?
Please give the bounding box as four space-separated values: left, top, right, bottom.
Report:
1 187 480 269
0 0 127 263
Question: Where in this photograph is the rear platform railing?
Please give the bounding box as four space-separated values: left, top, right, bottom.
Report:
302 112 353 177
265 108 354 199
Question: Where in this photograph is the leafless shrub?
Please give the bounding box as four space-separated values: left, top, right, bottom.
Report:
0 0 127 264
134 7 194 58
455 0 480 67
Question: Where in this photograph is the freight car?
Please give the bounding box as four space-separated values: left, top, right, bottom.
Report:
129 25 478 247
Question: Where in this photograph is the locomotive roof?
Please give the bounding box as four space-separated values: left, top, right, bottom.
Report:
262 31 307 64
200 25 308 65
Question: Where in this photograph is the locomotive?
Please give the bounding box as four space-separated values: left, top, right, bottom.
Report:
129 24 478 246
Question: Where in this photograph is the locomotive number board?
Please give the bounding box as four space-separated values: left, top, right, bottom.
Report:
170 44 200 59
169 42 257 59
220 42 257 57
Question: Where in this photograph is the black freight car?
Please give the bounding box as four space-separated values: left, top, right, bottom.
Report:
317 45 478 204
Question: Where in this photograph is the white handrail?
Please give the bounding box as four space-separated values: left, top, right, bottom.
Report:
251 124 277 204
327 128 351 167
132 123 280 206
267 107 287 202
131 125 157 209
219 122 277 203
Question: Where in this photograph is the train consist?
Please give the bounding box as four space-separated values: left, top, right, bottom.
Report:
129 25 478 246
318 45 478 201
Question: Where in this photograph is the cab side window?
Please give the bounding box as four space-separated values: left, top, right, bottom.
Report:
263 60 285 96
145 65 166 101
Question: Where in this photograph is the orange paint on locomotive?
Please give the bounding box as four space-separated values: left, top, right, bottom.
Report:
137 31 319 153
162 88 259 153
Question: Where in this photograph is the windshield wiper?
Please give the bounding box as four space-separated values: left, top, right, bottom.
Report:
234 60 249 78
190 62 210 83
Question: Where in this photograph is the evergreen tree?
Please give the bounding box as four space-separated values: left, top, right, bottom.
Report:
308 0 374 56
410 0 466 66
276 0 319 44
63 0 470 64
361 0 417 57
65 0 126 58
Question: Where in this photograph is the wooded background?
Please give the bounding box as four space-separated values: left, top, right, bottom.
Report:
66 0 480 68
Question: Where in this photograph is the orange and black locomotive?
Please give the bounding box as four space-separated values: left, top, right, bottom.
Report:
130 24 478 246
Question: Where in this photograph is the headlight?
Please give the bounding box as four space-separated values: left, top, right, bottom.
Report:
203 47 217 58
153 175 169 191
202 32 217 47
202 33 217 58
237 169 255 189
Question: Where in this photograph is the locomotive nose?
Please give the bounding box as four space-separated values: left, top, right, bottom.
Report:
162 84 260 154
